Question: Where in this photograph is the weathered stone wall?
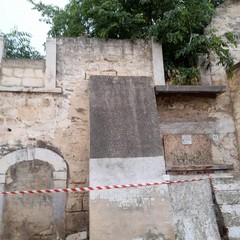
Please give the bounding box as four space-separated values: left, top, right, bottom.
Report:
209 5 240 237
157 0 240 168
56 38 153 235
0 38 60 93
3 160 54 240
225 66 240 240
0 2 240 237
156 2 240 238
156 91 239 239
157 93 239 169
0 37 154 238
230 67 240 168
208 0 240 84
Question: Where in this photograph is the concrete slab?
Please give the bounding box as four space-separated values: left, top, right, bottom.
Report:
90 76 163 159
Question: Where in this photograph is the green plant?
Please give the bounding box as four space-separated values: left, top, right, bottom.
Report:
2 27 43 59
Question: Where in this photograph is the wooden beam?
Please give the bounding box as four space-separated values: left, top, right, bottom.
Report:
167 164 234 172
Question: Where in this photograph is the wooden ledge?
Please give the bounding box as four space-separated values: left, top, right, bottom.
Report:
167 164 234 173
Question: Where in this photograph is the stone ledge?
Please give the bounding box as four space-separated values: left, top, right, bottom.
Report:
167 164 234 173
155 85 226 96
0 86 62 93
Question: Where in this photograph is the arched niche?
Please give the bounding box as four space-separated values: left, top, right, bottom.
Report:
0 148 68 239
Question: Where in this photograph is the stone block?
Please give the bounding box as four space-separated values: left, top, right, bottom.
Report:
22 77 43 87
221 204 240 227
66 212 88 234
222 211 240 227
215 190 240 205
66 231 87 240
13 68 24 78
35 69 44 78
212 145 224 164
24 68 35 78
1 59 45 68
66 193 83 212
1 76 21 86
68 161 89 185
228 226 240 240
212 178 240 191
82 194 89 211
1 67 13 77
44 38 56 88
169 175 221 239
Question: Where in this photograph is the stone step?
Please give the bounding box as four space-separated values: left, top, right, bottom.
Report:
211 176 240 240
215 190 240 205
228 226 240 240
220 204 240 227
212 176 240 192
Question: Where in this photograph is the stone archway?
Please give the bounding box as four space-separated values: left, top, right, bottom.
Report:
0 148 67 239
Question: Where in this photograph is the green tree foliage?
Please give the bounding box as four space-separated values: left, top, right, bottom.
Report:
28 0 85 37
28 0 238 84
2 27 43 59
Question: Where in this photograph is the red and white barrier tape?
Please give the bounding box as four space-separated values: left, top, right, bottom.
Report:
1 176 211 195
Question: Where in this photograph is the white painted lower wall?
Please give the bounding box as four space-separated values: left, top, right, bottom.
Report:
90 156 175 240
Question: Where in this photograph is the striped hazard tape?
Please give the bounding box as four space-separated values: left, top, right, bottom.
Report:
1 176 212 195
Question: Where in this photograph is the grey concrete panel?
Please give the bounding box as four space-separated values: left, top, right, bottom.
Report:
90 75 162 158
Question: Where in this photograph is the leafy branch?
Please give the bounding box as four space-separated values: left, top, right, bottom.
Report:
2 27 43 59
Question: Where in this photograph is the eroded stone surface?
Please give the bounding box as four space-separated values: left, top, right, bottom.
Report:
2 160 54 240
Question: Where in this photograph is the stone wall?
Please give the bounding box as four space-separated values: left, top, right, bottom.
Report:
0 37 155 238
230 66 240 168
1 59 45 87
57 37 155 237
156 2 240 238
157 93 239 170
0 2 240 237
156 90 239 239
210 6 240 237
0 38 60 93
208 0 240 85
3 160 54 240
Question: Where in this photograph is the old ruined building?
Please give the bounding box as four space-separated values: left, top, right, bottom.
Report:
0 1 240 240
